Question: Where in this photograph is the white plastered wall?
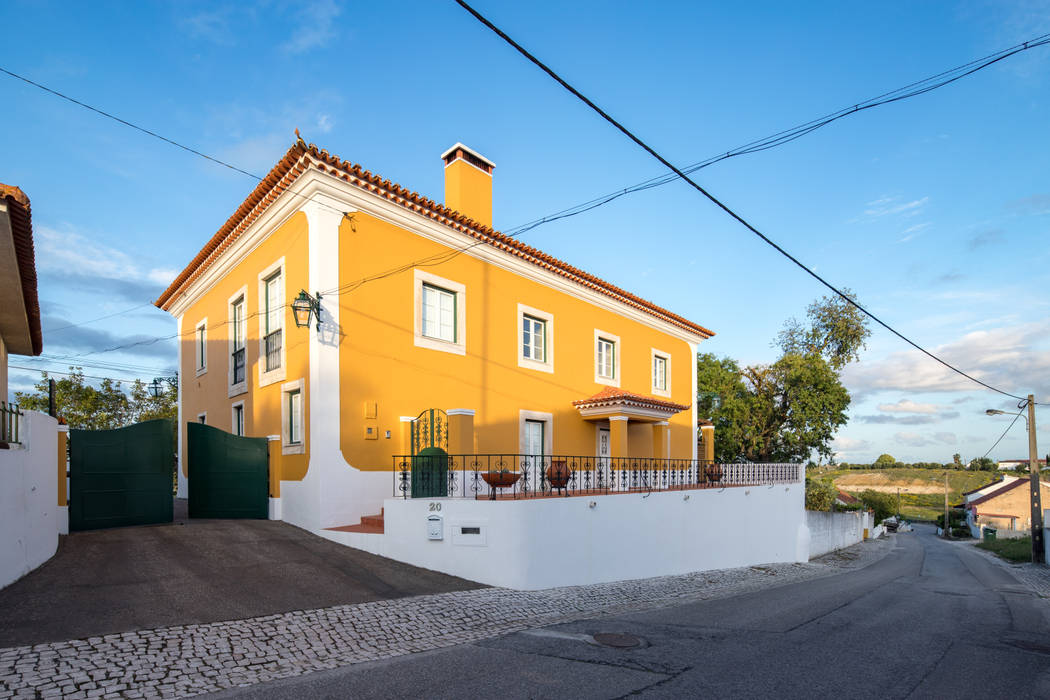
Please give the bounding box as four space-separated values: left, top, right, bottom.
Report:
321 482 808 590
0 411 59 589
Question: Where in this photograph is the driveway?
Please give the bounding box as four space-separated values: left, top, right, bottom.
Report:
0 499 480 648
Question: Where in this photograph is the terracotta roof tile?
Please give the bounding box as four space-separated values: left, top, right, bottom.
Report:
572 386 690 413
155 140 714 339
1 183 42 356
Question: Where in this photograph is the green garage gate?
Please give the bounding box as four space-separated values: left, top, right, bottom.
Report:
69 418 175 532
187 422 269 519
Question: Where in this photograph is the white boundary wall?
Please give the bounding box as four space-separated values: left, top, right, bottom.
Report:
806 510 873 559
0 411 60 589
322 483 807 590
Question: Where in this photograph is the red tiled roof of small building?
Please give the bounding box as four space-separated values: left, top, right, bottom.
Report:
155 138 714 339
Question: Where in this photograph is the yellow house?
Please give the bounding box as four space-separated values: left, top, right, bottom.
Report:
156 137 715 531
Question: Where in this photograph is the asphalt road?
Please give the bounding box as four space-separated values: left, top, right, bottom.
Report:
0 499 480 648
205 525 1050 699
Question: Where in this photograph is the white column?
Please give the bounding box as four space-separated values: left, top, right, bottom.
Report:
176 314 188 499
688 341 698 461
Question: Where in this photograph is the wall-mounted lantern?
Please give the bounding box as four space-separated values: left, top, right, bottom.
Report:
292 290 323 331
149 375 178 398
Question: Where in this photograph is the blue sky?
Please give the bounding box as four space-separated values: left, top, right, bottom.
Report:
3 0 1048 464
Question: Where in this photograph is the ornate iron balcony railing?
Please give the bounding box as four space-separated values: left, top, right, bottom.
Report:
392 454 801 500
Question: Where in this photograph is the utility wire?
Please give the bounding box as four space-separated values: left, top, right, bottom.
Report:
501 32 1050 237
983 407 1026 459
9 365 157 384
43 302 155 333
0 66 352 222
455 0 1032 403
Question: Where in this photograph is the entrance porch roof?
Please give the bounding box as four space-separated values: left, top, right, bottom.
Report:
572 387 690 423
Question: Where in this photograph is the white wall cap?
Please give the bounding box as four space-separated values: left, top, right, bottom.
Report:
447 409 476 416
267 434 281 441
400 416 417 423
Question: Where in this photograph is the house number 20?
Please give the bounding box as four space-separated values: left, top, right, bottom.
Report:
429 502 441 512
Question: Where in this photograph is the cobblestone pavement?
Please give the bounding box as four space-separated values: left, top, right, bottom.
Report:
0 536 895 699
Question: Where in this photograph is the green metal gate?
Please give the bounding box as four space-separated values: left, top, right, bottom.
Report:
69 418 175 532
187 423 269 519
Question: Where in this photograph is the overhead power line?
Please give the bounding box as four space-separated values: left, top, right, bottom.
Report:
43 302 155 333
9 365 155 384
500 32 1050 238
455 0 1032 403
983 407 1026 459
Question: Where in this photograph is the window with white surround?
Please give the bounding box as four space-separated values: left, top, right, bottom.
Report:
518 410 553 468
195 320 207 375
231 402 245 436
594 329 621 386
422 284 456 342
258 259 286 385
651 348 671 397
414 269 466 355
229 290 247 395
281 378 305 454
517 303 554 372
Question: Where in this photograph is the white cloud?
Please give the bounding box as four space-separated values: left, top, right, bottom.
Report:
832 436 872 451
842 320 1050 402
877 400 941 414
864 196 928 219
894 431 958 448
281 0 344 55
897 222 930 243
317 114 333 133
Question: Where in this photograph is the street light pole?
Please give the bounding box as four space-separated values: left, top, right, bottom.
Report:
1026 395 1045 564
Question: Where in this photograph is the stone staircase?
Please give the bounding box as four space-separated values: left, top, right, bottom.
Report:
325 508 384 535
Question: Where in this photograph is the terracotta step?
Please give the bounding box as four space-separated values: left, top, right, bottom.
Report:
325 507 385 535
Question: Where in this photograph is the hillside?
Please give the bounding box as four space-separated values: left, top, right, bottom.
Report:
808 468 1038 521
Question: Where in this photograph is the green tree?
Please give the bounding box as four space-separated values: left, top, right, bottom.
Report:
874 454 897 468
697 352 850 463
858 489 896 523
952 453 963 467
776 289 871 371
15 368 175 431
969 457 997 472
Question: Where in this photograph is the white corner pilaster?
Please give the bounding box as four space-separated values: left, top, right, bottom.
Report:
176 314 188 499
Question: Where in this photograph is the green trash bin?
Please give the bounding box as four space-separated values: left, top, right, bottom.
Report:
983 527 997 541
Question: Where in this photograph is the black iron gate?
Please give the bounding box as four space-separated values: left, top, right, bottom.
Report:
187 423 269 519
69 418 175 532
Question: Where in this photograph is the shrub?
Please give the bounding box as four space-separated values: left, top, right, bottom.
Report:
858 489 896 523
805 477 836 511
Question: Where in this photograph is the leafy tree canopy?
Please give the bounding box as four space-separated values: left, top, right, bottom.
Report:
15 368 176 431
698 291 869 464
776 289 871 371
874 454 897 467
969 456 997 472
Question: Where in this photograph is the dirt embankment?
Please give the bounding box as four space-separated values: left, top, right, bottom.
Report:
835 473 948 494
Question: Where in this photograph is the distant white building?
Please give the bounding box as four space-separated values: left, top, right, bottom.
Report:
997 459 1046 471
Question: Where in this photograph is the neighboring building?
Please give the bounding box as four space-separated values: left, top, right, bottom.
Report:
996 458 1046 472
964 476 1050 536
0 182 62 589
156 138 716 532
0 184 43 404
835 490 859 507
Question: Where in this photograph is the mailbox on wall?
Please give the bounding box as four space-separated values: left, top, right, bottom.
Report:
427 514 443 540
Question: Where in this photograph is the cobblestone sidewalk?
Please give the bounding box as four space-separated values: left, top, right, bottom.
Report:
0 537 894 700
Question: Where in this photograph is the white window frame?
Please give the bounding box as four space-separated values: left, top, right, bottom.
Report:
281 378 305 455
651 347 672 398
195 319 208 376
413 269 466 356
594 329 621 387
228 287 248 397
231 401 245 437
518 410 553 457
517 303 554 373
258 258 286 387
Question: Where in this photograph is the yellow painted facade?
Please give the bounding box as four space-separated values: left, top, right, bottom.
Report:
972 480 1050 531
162 140 712 492
177 212 311 485
335 211 697 471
